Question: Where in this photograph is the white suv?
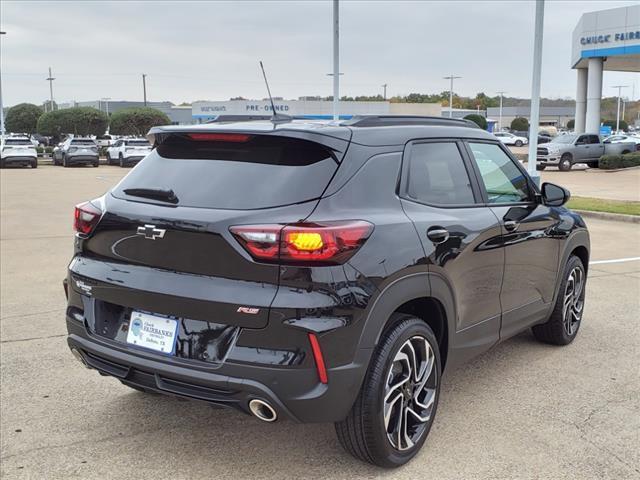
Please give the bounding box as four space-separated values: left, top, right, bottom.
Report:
494 132 528 147
106 138 152 167
1 136 38 168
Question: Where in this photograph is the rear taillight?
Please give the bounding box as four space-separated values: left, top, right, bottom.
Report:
230 221 373 265
188 133 251 142
74 201 102 235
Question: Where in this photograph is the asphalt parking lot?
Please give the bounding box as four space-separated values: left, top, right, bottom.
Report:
1 165 639 479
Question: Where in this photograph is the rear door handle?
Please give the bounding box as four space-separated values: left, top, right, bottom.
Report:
426 227 449 244
503 220 519 232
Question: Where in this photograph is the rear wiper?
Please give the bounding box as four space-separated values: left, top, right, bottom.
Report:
123 187 178 204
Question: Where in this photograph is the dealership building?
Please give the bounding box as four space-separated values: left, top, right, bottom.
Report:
191 99 441 122
572 5 640 133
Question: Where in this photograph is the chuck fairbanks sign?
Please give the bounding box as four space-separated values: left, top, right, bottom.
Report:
580 30 639 45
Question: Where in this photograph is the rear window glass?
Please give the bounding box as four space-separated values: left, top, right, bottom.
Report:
71 139 96 145
5 139 32 145
125 140 150 146
113 134 339 210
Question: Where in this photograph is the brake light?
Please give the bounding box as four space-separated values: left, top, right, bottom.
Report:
74 201 102 235
187 133 251 142
230 221 373 265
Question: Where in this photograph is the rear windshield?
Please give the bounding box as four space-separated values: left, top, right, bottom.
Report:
71 139 96 145
125 140 150 146
113 134 339 210
5 139 32 145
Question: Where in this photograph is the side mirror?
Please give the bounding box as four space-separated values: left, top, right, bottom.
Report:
542 182 570 207
603 139 611 144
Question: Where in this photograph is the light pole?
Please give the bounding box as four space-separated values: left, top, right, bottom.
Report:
497 91 507 131
526 0 545 185
0 31 6 139
142 74 147 106
46 67 55 112
382 83 388 101
611 85 628 132
443 75 461 118
332 0 339 120
101 97 111 116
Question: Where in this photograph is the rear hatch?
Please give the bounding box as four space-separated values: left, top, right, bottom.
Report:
2 138 36 155
124 139 152 155
72 127 350 330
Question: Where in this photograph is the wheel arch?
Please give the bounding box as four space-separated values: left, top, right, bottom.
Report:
356 272 455 372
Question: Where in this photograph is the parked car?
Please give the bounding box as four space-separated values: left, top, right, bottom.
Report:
604 134 640 145
494 131 528 147
65 116 590 467
0 136 38 168
106 138 152 167
536 133 638 171
53 138 99 167
95 134 115 149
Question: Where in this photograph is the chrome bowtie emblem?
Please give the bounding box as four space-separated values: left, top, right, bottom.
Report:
136 224 166 240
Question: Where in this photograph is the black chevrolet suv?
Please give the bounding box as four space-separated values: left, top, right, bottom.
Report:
65 116 590 467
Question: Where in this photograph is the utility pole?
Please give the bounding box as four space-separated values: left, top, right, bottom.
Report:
443 75 461 118
46 67 55 112
611 85 628 132
0 31 6 139
526 0 545 185
101 97 111 116
382 83 388 101
332 0 339 120
497 91 507 131
142 74 147 106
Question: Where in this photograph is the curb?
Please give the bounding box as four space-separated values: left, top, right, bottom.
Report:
574 209 639 224
584 165 640 173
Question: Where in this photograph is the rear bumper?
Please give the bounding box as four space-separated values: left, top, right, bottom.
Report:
66 317 369 423
2 156 36 165
66 155 99 164
121 156 144 165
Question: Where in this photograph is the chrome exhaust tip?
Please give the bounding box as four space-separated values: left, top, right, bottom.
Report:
248 399 277 422
70 348 90 369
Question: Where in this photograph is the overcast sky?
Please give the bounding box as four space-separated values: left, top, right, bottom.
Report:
1 0 638 106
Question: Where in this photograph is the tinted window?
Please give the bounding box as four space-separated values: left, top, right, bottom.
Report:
588 135 600 144
71 139 96 145
113 134 338 210
576 135 589 144
468 142 531 204
406 142 475 205
125 140 150 146
5 139 32 145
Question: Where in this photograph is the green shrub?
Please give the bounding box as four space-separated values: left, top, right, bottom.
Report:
599 153 640 169
510 117 529 131
37 107 108 137
109 107 170 136
602 119 629 132
36 146 44 154
45 146 53 154
463 114 487 130
567 119 575 130
5 103 43 134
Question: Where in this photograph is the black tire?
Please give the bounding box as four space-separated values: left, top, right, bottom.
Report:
587 160 599 169
515 140 523 147
106 152 112 165
62 155 69 168
31 159 38 169
0 159 5 169
335 314 441 468
532 255 586 345
621 150 630 155
536 164 546 171
119 154 125 168
558 153 572 171
93 161 99 167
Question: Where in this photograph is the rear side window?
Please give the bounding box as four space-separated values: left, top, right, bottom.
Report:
5 139 32 145
113 134 339 210
406 142 475 205
71 139 95 145
125 140 150 146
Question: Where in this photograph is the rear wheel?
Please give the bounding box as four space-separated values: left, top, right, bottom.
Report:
515 140 523 147
532 255 586 345
587 160 599 169
558 153 572 171
31 159 38 168
536 164 546 171
119 154 125 168
62 155 69 168
106 152 112 165
335 314 441 467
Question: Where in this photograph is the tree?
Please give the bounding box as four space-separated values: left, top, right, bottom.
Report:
5 103 43 133
36 107 108 138
510 117 529 131
602 119 628 132
109 107 171 136
567 119 575 130
464 114 488 130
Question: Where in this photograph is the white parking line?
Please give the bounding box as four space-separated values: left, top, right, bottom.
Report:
589 257 640 265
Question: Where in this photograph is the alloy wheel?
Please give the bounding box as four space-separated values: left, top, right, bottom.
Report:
383 335 436 451
563 266 584 336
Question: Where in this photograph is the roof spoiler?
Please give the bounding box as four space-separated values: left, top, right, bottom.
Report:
343 115 480 128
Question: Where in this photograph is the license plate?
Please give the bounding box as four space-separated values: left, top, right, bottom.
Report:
126 311 178 354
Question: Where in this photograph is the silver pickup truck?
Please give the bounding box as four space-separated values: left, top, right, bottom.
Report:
536 133 637 171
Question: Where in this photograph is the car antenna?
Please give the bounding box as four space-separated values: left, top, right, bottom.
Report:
259 61 292 124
